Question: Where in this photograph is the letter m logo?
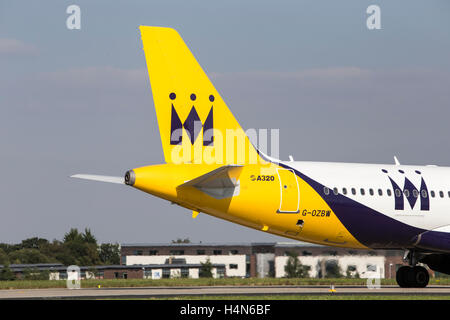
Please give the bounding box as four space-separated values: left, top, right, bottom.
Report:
388 176 429 211
170 105 213 146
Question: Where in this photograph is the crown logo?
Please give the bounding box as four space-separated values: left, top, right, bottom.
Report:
169 92 214 146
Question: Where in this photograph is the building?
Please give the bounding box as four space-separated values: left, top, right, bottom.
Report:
121 242 406 279
0 242 407 280
0 262 226 280
273 242 404 279
122 242 254 277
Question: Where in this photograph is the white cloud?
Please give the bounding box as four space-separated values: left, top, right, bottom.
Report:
2 66 149 111
0 38 38 56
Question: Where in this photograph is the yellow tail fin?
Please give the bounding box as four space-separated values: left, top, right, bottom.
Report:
140 26 263 165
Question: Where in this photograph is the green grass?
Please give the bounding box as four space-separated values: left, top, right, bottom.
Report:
1 277 450 290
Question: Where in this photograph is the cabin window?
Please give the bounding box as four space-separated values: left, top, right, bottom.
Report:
431 191 435 198
369 189 374 196
413 190 419 198
421 190 428 198
448 191 450 198
342 188 347 195
333 187 339 195
351 188 356 195
403 190 410 198
387 189 392 196
440 191 444 198
378 189 383 196
323 187 330 195
360 188 365 196
395 189 402 197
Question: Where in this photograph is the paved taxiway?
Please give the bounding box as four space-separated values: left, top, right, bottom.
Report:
1 285 450 299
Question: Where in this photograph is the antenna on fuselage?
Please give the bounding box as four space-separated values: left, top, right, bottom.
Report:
394 156 401 166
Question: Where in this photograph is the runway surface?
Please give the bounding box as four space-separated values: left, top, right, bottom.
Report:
1 285 450 299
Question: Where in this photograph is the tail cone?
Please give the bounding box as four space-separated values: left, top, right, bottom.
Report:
124 170 135 186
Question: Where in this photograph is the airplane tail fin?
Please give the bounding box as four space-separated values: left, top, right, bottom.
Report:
140 26 263 165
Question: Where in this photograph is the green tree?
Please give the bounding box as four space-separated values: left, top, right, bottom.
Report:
99 243 120 265
8 248 53 264
20 237 49 250
284 252 310 278
23 268 50 280
0 228 119 268
45 240 76 266
0 243 21 255
82 228 97 245
62 228 101 266
63 228 83 243
0 249 9 265
65 241 101 266
0 264 15 281
199 259 213 278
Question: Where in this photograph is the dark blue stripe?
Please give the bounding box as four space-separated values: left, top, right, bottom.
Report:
420 178 430 211
254 147 449 251
203 107 213 146
170 104 182 145
277 162 425 249
414 231 450 253
388 177 404 210
403 177 419 209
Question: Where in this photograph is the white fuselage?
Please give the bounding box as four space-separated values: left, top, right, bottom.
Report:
289 161 450 232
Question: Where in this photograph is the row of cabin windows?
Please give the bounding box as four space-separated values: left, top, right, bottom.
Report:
323 187 450 199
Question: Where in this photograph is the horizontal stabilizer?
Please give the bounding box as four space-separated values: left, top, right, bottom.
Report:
178 165 243 199
70 174 124 184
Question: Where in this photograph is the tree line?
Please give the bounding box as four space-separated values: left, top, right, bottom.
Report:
0 228 120 267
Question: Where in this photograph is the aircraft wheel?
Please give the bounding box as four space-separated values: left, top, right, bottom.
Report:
396 266 410 288
412 266 429 288
396 265 430 288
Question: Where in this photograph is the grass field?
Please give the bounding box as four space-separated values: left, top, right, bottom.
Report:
1 277 450 290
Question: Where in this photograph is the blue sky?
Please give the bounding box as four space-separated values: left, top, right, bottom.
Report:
1 0 450 243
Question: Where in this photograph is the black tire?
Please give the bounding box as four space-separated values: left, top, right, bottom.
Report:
396 266 410 288
412 266 429 288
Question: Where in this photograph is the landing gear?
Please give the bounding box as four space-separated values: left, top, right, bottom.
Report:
396 265 429 288
396 250 430 288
